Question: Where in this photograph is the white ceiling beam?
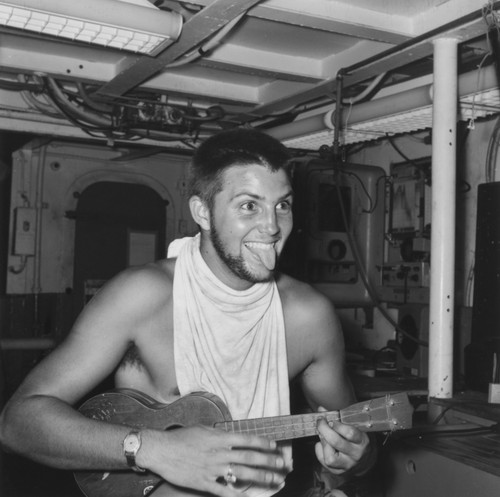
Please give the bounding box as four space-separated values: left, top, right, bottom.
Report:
411 0 487 34
146 69 261 105
199 43 323 82
192 0 413 43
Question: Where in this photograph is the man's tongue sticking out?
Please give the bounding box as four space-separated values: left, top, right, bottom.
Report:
246 243 277 271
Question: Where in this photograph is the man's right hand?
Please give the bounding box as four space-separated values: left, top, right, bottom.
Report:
140 425 289 496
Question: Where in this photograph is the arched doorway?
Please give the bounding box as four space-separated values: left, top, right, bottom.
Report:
72 181 167 319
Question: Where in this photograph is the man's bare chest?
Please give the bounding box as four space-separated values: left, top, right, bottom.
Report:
115 310 179 403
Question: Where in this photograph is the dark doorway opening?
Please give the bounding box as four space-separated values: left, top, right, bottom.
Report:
72 181 167 319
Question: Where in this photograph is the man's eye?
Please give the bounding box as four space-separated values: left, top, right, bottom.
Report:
277 201 292 212
242 201 257 211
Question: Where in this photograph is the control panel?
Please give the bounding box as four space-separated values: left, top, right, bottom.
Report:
378 157 431 305
381 262 430 288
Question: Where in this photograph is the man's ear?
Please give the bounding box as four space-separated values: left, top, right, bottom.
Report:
189 196 211 231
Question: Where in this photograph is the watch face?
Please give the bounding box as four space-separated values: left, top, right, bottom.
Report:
124 433 140 452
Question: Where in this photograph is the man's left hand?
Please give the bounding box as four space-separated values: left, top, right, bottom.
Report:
314 406 374 475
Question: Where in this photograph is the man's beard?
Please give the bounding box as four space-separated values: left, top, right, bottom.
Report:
209 221 274 284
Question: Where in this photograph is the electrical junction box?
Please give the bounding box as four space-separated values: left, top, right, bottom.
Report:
13 207 36 256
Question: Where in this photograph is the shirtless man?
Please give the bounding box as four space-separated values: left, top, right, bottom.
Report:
0 129 373 497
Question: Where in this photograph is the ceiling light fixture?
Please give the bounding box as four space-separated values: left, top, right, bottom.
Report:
0 0 183 56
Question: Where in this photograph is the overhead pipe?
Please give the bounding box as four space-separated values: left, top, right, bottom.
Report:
44 76 220 142
267 63 499 143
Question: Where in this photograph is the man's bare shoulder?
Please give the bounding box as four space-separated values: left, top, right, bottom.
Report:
276 272 340 338
276 272 334 316
91 258 176 311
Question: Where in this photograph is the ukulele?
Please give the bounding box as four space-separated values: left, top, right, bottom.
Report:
74 389 413 497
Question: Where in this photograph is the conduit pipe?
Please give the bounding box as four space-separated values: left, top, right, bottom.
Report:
428 38 458 415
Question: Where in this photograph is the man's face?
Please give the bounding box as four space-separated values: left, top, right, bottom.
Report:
204 163 293 289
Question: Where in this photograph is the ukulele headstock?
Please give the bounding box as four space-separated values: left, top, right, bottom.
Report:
339 392 413 432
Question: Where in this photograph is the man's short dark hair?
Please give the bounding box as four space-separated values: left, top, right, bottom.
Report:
188 128 291 208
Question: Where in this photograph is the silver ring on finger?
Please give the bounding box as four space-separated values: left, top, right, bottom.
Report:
224 463 237 485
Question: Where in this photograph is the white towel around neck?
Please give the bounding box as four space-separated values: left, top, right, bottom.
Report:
171 234 290 421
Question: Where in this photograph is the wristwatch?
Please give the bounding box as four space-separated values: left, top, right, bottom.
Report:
123 430 146 473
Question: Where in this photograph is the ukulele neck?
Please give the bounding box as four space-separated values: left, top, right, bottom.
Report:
215 393 408 441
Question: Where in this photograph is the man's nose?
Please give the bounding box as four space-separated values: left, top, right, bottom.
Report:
259 209 279 234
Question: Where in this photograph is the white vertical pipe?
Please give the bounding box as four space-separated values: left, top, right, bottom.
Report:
428 38 458 404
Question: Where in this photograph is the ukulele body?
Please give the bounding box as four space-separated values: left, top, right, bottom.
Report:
75 389 232 497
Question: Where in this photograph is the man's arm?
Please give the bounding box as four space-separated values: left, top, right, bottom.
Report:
285 283 376 477
0 268 150 468
0 266 286 497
